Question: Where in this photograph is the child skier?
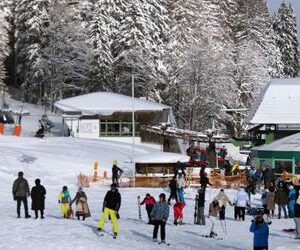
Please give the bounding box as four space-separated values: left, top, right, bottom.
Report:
140 193 156 224
173 201 185 225
208 199 220 238
151 193 169 244
177 173 186 202
71 186 91 220
57 186 72 218
250 212 269 250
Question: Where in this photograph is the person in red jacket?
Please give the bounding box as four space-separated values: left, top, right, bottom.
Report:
173 201 185 225
140 193 156 224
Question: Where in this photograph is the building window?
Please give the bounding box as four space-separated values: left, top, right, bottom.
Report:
259 159 272 169
99 120 139 136
275 161 293 174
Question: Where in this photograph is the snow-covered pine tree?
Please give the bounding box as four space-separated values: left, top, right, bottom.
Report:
112 0 167 100
15 0 51 102
0 8 10 87
273 2 300 77
89 0 114 91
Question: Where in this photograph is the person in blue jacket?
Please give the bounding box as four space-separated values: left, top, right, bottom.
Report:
288 185 296 218
250 213 269 250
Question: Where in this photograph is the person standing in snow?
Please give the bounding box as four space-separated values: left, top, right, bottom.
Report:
208 199 220 238
275 182 288 219
168 177 178 205
288 185 297 218
234 187 250 221
173 201 185 225
57 186 72 218
177 173 186 202
112 161 123 187
71 186 91 220
266 187 275 218
151 193 169 244
200 172 212 191
12 171 31 218
98 184 121 238
31 179 46 219
214 189 232 220
140 193 156 224
197 188 206 225
250 212 269 250
294 197 300 239
173 161 185 178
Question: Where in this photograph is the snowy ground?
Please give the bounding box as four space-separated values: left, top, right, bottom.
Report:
0 136 298 250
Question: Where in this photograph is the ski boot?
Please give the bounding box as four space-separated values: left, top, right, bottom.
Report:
113 233 117 239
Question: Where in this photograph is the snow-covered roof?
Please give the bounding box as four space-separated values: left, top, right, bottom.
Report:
54 92 171 116
134 152 189 164
252 132 300 152
247 78 300 124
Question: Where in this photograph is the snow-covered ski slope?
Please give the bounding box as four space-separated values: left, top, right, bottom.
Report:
0 135 296 250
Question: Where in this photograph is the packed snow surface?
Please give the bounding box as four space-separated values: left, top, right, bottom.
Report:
0 136 297 250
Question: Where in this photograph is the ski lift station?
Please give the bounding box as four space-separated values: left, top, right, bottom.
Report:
247 78 300 144
54 92 180 151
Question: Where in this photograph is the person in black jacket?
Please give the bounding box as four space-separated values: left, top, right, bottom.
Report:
168 177 178 205
31 179 46 219
97 184 121 238
112 163 123 187
200 173 212 191
197 188 206 225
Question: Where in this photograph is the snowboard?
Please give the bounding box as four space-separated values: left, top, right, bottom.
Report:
158 242 170 246
137 196 142 220
194 194 199 224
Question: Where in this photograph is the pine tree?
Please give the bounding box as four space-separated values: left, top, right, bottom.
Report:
273 2 300 77
112 0 167 99
15 0 51 102
0 8 10 87
90 0 114 91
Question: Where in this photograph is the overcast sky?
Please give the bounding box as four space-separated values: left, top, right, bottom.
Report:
268 0 300 39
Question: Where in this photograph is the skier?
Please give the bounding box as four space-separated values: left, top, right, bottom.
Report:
140 193 156 224
151 193 169 244
168 177 178 205
294 196 300 239
57 186 72 218
266 187 275 218
196 188 206 225
112 161 123 187
173 201 185 225
250 212 269 250
31 179 46 219
275 182 288 219
288 185 296 218
12 171 31 218
97 183 121 239
71 186 91 220
177 173 186 202
200 172 212 191
234 187 250 221
214 189 232 220
208 199 220 238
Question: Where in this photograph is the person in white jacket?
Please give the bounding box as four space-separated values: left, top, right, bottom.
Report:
234 187 250 221
177 173 186 202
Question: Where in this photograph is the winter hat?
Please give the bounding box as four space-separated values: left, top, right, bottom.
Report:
111 183 117 189
289 185 294 190
35 179 41 185
146 193 150 197
78 186 83 192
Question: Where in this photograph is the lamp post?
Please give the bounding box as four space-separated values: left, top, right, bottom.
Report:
132 74 136 187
